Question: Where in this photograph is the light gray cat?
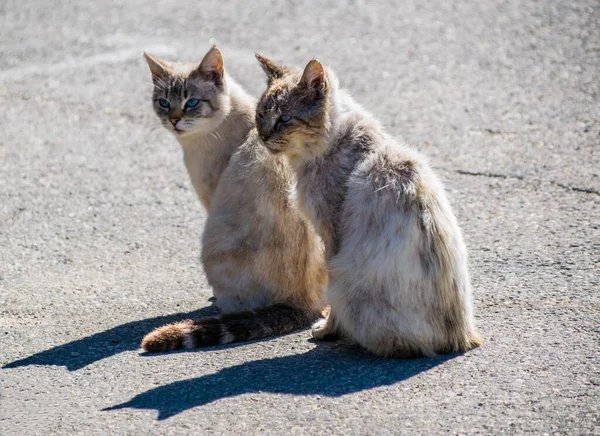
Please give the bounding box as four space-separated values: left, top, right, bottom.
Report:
254 54 483 357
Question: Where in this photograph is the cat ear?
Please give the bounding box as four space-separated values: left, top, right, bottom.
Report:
299 59 326 91
143 52 170 81
255 53 285 82
195 46 224 83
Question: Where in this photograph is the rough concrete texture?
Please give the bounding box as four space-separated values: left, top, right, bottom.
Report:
1 0 598 434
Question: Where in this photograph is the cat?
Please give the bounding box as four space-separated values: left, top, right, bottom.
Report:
140 47 327 352
254 54 483 357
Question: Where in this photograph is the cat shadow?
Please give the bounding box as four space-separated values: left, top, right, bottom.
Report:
105 343 458 420
3 305 220 371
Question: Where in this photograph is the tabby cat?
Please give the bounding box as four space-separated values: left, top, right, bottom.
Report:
140 47 327 352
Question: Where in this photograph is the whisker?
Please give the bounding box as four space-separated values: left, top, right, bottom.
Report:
210 130 223 142
151 75 168 90
374 183 391 193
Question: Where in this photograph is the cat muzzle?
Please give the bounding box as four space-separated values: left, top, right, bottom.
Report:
265 144 283 154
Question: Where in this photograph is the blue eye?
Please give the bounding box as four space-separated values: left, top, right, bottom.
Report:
280 115 291 123
185 98 200 109
158 98 170 109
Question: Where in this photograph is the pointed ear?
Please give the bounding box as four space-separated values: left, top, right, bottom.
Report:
143 52 170 81
299 59 326 90
255 53 285 81
194 46 224 83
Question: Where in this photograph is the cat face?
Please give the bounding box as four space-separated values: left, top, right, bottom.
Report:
255 55 329 160
144 47 230 136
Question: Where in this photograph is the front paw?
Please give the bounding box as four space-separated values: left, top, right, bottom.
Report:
312 318 335 341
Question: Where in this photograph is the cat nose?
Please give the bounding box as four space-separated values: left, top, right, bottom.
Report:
258 129 271 142
169 118 180 127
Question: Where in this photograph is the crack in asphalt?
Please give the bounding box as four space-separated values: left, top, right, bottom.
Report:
551 182 600 196
455 169 525 180
455 169 600 196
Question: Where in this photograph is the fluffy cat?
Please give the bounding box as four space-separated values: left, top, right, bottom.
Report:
254 54 482 357
140 47 327 352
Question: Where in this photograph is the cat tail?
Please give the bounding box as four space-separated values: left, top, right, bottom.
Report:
141 304 319 353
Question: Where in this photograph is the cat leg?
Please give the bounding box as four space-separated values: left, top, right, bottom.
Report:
311 312 340 341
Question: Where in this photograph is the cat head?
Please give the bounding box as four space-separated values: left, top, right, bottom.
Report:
254 54 331 161
143 46 231 136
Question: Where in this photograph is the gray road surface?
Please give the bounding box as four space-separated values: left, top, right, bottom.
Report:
1 0 599 434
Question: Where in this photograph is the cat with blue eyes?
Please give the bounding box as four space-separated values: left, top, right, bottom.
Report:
140 46 327 352
147 50 233 143
254 55 483 357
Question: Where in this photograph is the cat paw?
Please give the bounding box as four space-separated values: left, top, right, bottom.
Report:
312 318 336 341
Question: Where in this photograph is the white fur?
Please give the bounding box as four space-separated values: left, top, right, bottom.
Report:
175 75 254 209
291 68 481 357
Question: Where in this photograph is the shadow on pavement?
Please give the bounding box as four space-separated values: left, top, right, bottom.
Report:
3 305 219 371
105 343 458 420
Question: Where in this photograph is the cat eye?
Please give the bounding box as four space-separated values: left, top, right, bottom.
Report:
158 98 170 109
185 98 200 109
274 115 292 131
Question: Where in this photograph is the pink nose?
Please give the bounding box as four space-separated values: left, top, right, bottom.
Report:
169 118 180 127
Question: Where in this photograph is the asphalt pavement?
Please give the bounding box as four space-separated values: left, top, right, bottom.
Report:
1 0 599 434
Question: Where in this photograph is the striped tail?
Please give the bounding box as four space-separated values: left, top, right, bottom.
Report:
141 304 319 353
